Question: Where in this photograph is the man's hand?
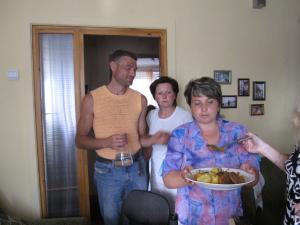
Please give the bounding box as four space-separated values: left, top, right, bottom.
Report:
107 133 128 151
153 131 170 145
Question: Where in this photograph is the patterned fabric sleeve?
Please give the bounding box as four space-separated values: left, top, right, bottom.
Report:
284 146 300 225
162 125 187 177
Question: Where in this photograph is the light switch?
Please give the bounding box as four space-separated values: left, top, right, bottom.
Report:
7 69 20 80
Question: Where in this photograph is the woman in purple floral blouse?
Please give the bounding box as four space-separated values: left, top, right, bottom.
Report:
162 77 260 225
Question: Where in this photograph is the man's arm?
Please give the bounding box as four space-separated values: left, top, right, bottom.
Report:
138 95 170 148
75 93 108 150
138 95 148 147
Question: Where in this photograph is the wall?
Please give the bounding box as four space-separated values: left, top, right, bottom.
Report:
174 1 300 150
0 0 300 219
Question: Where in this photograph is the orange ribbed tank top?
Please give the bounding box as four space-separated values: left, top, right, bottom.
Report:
91 86 142 159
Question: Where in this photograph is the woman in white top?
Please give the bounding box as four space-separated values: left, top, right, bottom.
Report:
146 76 193 212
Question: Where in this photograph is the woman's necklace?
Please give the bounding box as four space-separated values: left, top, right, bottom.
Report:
201 123 220 146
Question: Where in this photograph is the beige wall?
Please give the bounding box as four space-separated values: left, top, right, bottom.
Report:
0 0 300 219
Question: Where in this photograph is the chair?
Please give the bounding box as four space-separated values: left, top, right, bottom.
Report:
231 179 263 225
122 190 178 225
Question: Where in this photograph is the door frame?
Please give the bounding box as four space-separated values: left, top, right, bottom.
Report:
32 25 167 217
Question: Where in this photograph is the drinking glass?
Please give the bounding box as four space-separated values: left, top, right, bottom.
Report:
114 133 133 166
114 151 133 167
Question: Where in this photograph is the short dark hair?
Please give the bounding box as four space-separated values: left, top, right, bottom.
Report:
150 76 179 106
109 49 137 62
108 50 137 81
184 77 222 106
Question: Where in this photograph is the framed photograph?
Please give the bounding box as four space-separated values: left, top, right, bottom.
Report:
238 79 250 96
253 81 266 100
214 70 232 84
250 104 264 116
221 95 237 108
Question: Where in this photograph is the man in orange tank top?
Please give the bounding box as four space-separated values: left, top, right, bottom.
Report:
75 49 169 225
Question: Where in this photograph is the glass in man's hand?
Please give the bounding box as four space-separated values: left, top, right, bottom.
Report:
114 151 133 167
114 133 133 166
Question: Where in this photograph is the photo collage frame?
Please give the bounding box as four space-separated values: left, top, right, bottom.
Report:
214 70 266 116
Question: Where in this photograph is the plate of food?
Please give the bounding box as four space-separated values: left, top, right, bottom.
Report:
185 167 255 190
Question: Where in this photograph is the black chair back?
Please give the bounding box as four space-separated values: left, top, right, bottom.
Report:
122 190 177 225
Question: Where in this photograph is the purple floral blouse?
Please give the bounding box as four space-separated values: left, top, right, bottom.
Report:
162 118 260 225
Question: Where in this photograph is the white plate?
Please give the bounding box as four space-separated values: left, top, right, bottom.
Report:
185 167 255 190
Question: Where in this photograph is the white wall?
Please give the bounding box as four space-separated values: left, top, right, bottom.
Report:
0 0 300 219
173 0 300 151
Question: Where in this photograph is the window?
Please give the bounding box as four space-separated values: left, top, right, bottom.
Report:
130 58 160 107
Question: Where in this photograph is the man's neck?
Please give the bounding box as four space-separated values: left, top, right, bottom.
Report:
106 82 128 95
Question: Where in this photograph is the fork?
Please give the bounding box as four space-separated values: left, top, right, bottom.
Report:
207 136 251 152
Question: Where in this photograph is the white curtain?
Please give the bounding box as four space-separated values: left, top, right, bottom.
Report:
40 34 79 217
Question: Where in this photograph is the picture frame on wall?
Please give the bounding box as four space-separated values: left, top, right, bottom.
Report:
253 81 266 100
214 70 232 84
238 78 250 96
221 95 237 108
250 104 264 116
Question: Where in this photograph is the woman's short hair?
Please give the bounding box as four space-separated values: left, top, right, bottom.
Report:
150 76 179 106
184 77 222 106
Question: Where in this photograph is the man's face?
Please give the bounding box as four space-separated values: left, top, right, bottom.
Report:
110 56 137 87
